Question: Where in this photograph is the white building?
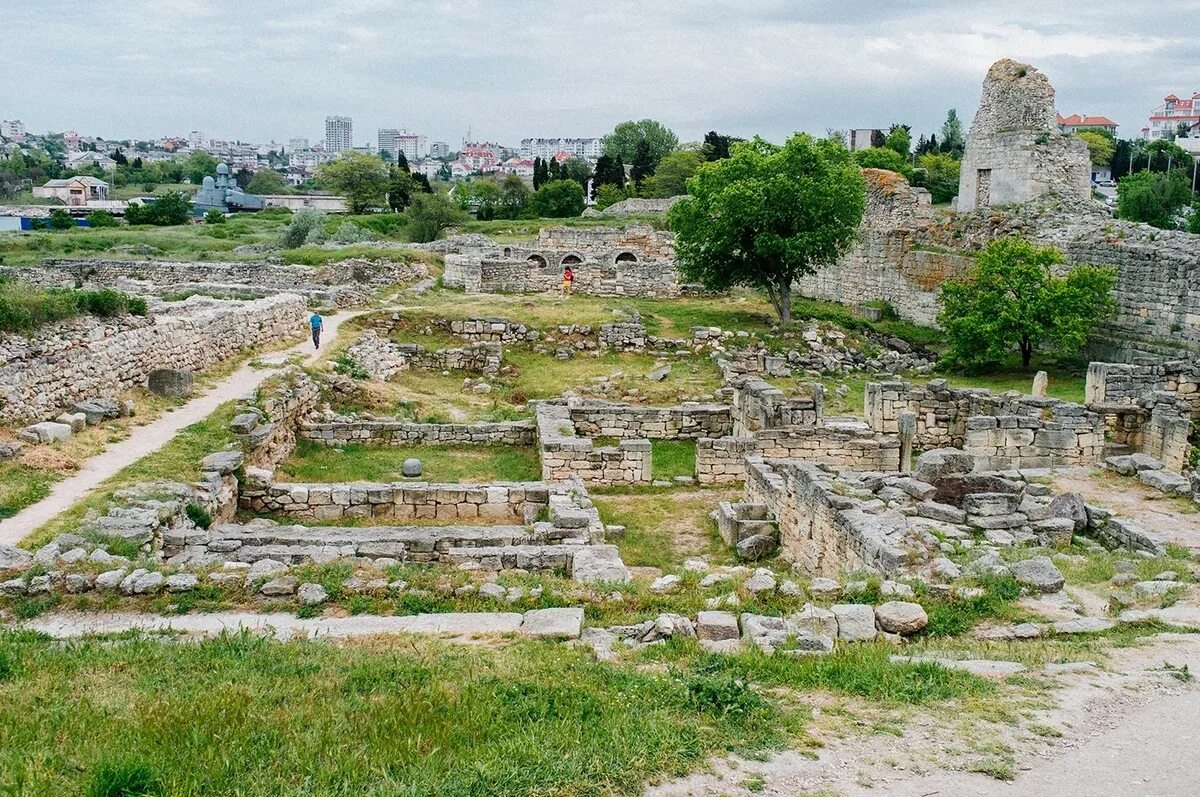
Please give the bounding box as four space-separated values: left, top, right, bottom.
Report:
412 159 443 180
1143 93 1200 140
430 141 450 158
378 128 426 161
288 137 309 152
65 151 118 171
325 116 353 153
847 129 881 151
519 137 603 160
33 176 109 205
0 120 25 141
290 149 333 171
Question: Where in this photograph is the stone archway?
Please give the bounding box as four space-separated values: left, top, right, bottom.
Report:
527 254 548 268
561 254 583 267
615 251 638 264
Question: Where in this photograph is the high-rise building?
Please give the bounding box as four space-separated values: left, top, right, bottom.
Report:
188 130 203 147
288 137 309 152
430 141 450 159
377 128 400 158
378 128 426 162
0 120 24 141
325 116 353 153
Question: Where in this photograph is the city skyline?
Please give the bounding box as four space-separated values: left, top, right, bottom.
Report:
3 1 1198 149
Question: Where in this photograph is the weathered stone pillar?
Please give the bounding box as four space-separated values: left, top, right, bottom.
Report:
1032 370 1048 398
898 411 917 473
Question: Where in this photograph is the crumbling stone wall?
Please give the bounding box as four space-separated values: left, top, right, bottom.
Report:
535 403 651 484
299 417 535 448
567 400 732 440
1143 397 1192 473
1087 361 1200 413
234 367 322 471
867 379 1104 469
730 376 823 435
345 330 501 380
697 425 901 484
0 294 306 424
956 59 1091 211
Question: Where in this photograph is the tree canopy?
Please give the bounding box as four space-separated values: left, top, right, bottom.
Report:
125 191 193 226
245 169 288 195
317 152 389 213
530 179 585 218
939 109 965 156
937 237 1115 369
603 119 678 169
1117 171 1192 229
405 192 468 243
915 153 961 204
1076 131 1115 167
641 149 704 197
884 125 912 157
854 147 912 179
668 134 866 323
183 151 219 186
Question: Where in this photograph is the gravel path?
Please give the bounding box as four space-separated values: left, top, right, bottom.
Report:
0 310 356 547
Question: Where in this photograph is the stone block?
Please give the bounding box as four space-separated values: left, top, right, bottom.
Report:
147 369 194 398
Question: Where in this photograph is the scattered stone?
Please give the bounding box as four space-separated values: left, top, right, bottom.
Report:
165 574 199 593
521 607 583 638
1051 618 1115 634
736 533 776 561
880 580 915 599
743 571 777 594
696 610 740 641
1010 557 1065 593
0 545 32 571
479 582 507 600
1133 580 1177 597
1048 492 1088 533
874 601 929 635
646 365 671 382
570 545 630 584
650 574 682 593
808 577 841 600
699 572 732 589
976 622 1042 641
831 603 877 642
95 568 127 591
260 576 299 597
20 421 73 444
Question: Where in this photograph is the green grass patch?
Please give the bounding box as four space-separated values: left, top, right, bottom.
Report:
651 440 696 481
591 488 737 571
0 462 57 520
0 631 790 796
275 440 541 484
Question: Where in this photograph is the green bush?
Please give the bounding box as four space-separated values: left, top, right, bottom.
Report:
347 213 407 237
330 221 375 244
185 502 213 530
0 282 147 332
48 209 75 230
280 208 327 248
85 210 120 228
203 209 226 225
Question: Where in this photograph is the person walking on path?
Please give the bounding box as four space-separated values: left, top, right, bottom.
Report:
310 311 324 349
561 265 574 297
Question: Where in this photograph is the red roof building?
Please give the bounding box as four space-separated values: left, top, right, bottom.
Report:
1145 92 1200 140
1056 114 1118 135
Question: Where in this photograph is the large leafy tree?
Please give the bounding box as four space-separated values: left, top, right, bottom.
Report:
854 147 912 179
915 153 961 204
317 152 390 213
246 169 287 195
702 131 742 161
1116 171 1192 229
592 154 625 191
183 151 219 186
937 238 1115 369
603 119 678 169
642 149 704 197
530 179 585 218
386 166 419 212
668 133 866 323
1076 130 1115 167
884 124 912 157
405 192 468 243
498 173 531 219
630 139 654 189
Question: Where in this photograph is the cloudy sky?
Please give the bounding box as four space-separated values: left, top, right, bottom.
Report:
3 0 1198 148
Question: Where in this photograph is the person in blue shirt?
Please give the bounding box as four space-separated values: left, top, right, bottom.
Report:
310 312 324 349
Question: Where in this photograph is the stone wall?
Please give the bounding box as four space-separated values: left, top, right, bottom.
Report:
744 458 909 577
298 415 534 447
956 59 1091 212
241 479 551 523
345 330 501 381
866 379 1104 469
234 367 322 471
535 403 651 484
696 423 901 484
567 400 732 440
1086 361 1200 413
0 294 306 424
730 375 822 436
1143 398 1192 474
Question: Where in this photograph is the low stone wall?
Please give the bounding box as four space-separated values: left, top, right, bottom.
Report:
1086 361 1200 414
298 416 535 447
567 400 732 440
535 403 651 484
241 479 552 523
1143 397 1192 474
439 317 537 343
744 458 909 577
0 294 306 424
866 379 1104 469
730 375 822 435
346 330 501 380
696 423 901 484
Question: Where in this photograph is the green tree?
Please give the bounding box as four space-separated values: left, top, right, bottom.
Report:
246 169 288 195
702 131 742 161
560 157 593 190
641 149 704 197
85 210 119 228
48 209 74 230
396 151 410 172
498 173 531 219
668 134 866 323
854 147 913 179
937 238 1115 369
630 139 654 189
915 152 961 204
592 154 625 192
405 192 468 243
529 179 586 218
884 125 912 157
125 191 192 226
183 151 219 185
280 208 328 247
1117 170 1192 229
1076 130 1115 167
603 119 678 169
1188 204 1200 234
387 166 419 212
316 152 390 213
471 179 501 220
594 183 627 211
939 109 965 156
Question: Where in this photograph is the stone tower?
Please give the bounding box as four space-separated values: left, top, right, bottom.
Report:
956 59 1091 212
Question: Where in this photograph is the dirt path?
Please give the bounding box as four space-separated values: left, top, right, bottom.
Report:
1054 469 1200 551
0 310 359 547
648 633 1200 797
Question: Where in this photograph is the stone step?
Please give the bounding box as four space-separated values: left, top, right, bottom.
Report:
444 544 579 572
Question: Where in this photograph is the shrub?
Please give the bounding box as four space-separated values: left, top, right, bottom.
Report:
48 209 75 230
405 193 468 243
1117 171 1192 229
280 208 327 248
349 213 407 237
330 221 375 244
76 289 125 317
85 210 120 228
0 282 147 332
204 209 226 225
185 502 213 530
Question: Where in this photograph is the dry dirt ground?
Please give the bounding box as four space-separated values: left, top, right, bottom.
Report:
1055 468 1200 552
648 633 1200 797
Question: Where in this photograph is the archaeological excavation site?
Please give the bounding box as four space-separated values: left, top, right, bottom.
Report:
1 57 1199 797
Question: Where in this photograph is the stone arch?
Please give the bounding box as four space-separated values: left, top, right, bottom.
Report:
561 254 583 267
615 251 638 264
527 254 548 268
503 246 512 258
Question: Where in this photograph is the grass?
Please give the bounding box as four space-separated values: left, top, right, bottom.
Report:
0 464 57 520
276 440 541 484
22 403 240 549
652 440 697 481
0 630 791 796
591 487 740 570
